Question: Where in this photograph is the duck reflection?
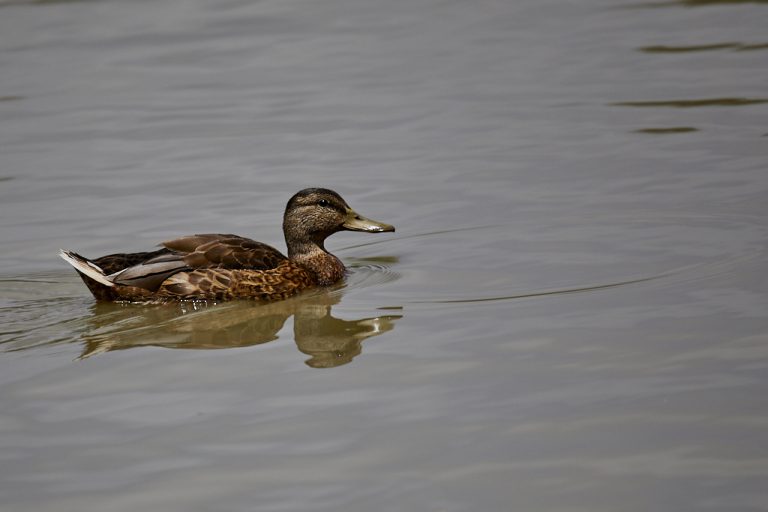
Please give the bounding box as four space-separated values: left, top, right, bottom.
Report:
78 289 402 368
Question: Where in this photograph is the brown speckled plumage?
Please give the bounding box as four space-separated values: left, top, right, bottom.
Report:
61 188 394 302
157 261 315 301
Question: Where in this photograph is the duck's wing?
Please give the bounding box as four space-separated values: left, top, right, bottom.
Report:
93 248 173 275
94 235 286 293
161 234 287 270
64 234 288 296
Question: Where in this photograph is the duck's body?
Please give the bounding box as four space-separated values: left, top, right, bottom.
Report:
60 188 394 302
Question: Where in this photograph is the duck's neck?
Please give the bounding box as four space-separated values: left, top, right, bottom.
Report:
288 240 346 286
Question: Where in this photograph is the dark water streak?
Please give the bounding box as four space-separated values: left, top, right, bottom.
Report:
613 98 768 107
639 42 768 52
634 127 699 133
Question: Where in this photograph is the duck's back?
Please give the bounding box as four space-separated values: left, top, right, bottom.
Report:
161 234 287 270
93 234 287 276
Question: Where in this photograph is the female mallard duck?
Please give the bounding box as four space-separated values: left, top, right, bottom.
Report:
60 188 394 302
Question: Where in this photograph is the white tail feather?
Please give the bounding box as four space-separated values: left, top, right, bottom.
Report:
59 250 115 287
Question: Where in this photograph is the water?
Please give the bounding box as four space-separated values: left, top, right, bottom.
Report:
1 0 767 510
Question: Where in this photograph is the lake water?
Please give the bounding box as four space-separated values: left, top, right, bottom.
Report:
1 0 767 510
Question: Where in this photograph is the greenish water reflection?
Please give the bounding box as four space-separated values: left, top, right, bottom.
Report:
79 292 402 368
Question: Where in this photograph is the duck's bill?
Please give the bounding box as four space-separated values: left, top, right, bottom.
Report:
343 210 395 233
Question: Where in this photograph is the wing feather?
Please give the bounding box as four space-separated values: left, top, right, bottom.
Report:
161 234 287 270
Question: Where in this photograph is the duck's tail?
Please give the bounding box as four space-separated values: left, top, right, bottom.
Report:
59 250 114 287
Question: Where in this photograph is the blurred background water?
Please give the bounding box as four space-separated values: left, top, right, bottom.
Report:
1 0 767 510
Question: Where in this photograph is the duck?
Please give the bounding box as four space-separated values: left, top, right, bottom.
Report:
59 188 395 302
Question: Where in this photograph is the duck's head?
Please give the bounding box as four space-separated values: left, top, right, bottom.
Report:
283 188 394 254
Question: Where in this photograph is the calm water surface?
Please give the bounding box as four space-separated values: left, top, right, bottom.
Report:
1 0 767 510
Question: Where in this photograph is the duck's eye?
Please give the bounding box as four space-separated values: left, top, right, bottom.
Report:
318 199 330 207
